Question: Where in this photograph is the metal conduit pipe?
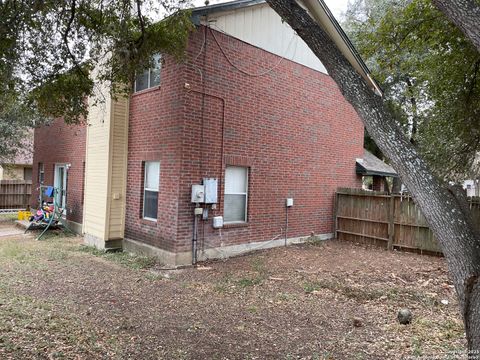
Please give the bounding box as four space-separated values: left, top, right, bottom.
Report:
192 212 199 265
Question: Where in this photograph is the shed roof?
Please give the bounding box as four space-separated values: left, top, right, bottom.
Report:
356 150 397 177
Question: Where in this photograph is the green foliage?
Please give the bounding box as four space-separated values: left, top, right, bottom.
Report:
343 0 480 179
0 0 193 161
31 67 94 124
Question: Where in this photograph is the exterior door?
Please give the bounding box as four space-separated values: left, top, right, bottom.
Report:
54 164 68 213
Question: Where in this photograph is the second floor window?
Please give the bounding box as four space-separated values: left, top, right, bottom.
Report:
134 54 162 92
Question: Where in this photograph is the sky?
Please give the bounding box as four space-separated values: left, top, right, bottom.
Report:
324 0 350 19
190 0 350 20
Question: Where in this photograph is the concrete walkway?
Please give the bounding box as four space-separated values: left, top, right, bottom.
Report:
0 222 29 239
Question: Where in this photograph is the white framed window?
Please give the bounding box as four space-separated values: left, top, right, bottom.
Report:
224 166 248 223
38 162 44 184
143 161 160 220
134 54 162 92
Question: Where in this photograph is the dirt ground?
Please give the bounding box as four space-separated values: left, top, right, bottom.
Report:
0 220 466 359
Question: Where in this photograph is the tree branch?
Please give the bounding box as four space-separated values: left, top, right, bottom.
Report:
62 0 88 79
432 0 480 53
135 0 145 48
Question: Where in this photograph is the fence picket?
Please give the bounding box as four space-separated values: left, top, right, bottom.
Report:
0 180 32 212
335 188 479 255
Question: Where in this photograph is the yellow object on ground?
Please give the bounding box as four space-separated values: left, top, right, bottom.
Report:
17 211 32 220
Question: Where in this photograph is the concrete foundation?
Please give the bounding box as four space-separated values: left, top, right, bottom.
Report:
84 233 122 251
65 220 82 235
124 232 334 267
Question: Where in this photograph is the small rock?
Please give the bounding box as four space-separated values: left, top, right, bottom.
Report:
353 317 363 327
441 299 449 305
397 308 412 325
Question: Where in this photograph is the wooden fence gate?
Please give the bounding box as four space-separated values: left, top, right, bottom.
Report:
334 188 480 254
0 180 32 212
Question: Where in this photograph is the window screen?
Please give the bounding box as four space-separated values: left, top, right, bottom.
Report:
224 166 248 223
38 163 44 184
134 54 162 92
143 161 160 220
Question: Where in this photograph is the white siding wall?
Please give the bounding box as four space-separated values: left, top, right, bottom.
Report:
205 3 327 73
83 83 129 244
107 96 129 239
83 85 112 240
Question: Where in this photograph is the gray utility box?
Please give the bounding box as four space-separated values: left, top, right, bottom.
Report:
191 185 205 203
203 178 218 204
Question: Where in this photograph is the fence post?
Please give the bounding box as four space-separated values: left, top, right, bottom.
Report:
334 191 339 239
387 195 395 250
23 182 27 208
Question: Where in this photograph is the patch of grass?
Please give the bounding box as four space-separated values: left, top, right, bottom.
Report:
246 305 258 314
303 282 322 294
413 317 464 347
78 245 156 270
213 273 233 293
412 337 423 356
441 319 464 340
145 272 164 281
277 292 297 302
236 277 263 288
213 260 268 291
303 279 383 301
39 229 77 241
233 258 269 288
0 241 27 260
0 236 80 272
302 279 440 306
305 235 326 247
0 287 117 358
0 213 17 222
251 257 267 274
104 252 156 270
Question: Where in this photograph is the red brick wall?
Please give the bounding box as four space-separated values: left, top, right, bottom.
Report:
32 118 86 224
125 58 186 251
126 26 364 255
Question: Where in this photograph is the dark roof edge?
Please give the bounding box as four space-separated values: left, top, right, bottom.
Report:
192 0 265 16
315 0 382 94
356 164 398 178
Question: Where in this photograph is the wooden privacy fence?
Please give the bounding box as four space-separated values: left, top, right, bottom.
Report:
335 188 480 254
0 180 32 211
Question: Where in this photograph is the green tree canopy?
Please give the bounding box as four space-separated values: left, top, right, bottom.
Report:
343 0 480 180
0 0 193 162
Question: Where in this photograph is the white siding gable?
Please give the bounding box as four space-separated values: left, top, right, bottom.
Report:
203 3 327 74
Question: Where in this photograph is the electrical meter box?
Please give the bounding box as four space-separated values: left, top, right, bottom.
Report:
203 178 218 204
191 185 205 203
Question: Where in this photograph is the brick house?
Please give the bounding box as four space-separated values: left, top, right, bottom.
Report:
32 119 86 233
32 0 381 265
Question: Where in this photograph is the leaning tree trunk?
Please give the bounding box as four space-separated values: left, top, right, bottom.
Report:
432 0 480 53
265 0 480 349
